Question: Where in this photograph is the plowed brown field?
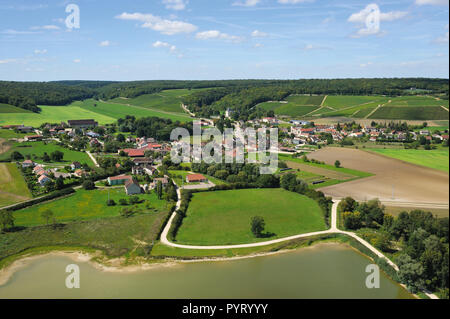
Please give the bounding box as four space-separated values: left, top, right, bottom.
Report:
308 147 449 205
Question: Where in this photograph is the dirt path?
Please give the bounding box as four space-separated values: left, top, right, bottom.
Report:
364 99 391 119
440 105 449 112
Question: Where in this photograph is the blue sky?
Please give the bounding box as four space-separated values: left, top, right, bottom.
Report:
0 0 448 81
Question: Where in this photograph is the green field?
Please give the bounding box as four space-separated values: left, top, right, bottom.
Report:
13 188 168 227
0 105 115 127
0 90 195 127
0 103 32 113
367 148 449 172
369 106 449 120
0 129 26 139
258 95 324 117
323 95 388 110
175 188 326 245
0 163 32 207
0 141 92 164
0 210 171 265
76 99 193 123
110 89 202 113
388 96 449 107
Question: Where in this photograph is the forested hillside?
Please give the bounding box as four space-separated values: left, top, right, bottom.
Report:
1 78 448 114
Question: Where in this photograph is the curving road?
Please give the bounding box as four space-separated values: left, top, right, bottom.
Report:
160 186 439 299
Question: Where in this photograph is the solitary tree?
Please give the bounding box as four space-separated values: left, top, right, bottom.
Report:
335 160 341 168
0 210 15 232
82 180 95 190
50 150 64 162
41 209 54 225
10 151 24 161
251 216 265 238
156 181 163 200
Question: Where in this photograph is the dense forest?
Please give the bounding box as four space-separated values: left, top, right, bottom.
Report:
0 78 448 114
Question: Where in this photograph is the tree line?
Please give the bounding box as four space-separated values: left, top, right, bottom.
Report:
2 78 447 114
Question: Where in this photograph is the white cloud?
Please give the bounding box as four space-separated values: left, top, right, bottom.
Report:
360 62 373 67
0 59 18 64
348 4 407 37
115 12 197 35
278 0 315 4
232 0 261 7
1 29 38 35
30 25 60 30
153 41 180 56
254 43 263 48
99 40 111 47
34 49 47 54
301 44 332 51
251 30 268 37
415 0 448 5
153 41 170 48
163 0 188 11
196 30 244 42
73 59 81 63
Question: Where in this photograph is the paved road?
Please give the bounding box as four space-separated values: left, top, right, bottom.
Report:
160 187 439 299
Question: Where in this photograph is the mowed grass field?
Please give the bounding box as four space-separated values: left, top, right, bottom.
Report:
0 105 115 127
109 89 205 113
0 103 33 113
76 99 193 123
0 163 32 207
0 89 197 127
258 95 324 117
367 148 449 172
175 188 326 245
13 188 168 227
0 141 92 164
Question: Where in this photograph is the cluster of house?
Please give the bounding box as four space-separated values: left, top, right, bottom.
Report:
2 120 101 144
21 160 88 187
120 137 170 158
107 174 170 195
281 123 449 147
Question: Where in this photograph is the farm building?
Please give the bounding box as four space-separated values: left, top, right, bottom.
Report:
124 179 142 195
68 119 98 129
24 135 43 142
186 174 208 183
22 160 35 168
108 175 133 186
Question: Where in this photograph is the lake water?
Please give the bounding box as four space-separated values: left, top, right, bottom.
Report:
0 244 412 299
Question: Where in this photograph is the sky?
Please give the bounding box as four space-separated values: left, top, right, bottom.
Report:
0 0 448 81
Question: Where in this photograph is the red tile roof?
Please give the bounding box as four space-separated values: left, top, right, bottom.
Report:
187 174 207 182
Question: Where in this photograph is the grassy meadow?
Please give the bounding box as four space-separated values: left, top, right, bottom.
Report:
13 188 168 227
367 148 449 172
175 188 326 245
109 89 202 113
0 141 92 164
0 163 32 207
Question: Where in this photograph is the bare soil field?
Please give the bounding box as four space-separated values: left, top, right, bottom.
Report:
308 147 449 205
0 138 11 155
